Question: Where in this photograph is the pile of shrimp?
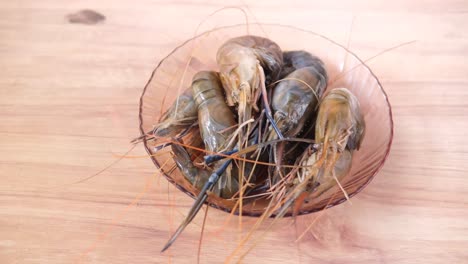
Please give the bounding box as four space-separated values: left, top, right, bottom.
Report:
134 35 366 253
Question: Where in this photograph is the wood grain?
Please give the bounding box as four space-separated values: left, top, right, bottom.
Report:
1 0 467 263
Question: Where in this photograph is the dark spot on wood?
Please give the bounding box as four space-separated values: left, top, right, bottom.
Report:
66 9 106 25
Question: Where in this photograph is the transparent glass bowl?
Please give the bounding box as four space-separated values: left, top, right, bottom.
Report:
138 24 393 216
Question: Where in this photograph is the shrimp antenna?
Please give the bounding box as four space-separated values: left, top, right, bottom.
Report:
161 159 232 252
258 64 284 139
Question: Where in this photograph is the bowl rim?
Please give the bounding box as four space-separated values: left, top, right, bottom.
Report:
137 23 394 217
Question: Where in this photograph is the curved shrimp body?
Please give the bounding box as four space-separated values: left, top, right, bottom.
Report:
216 35 283 123
171 143 242 199
192 71 237 152
280 50 328 80
131 88 197 144
162 71 242 252
171 142 210 190
275 88 365 217
272 62 327 136
311 149 353 198
266 51 327 185
155 88 198 137
315 88 365 151
191 71 239 198
266 51 327 142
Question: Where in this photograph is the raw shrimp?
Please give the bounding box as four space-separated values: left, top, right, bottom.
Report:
191 71 241 199
275 87 365 217
280 50 328 79
303 149 353 200
132 88 198 144
193 72 237 155
171 142 210 191
216 35 283 139
269 50 328 139
265 51 328 185
162 71 241 252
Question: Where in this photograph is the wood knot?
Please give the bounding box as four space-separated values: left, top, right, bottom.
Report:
66 9 106 25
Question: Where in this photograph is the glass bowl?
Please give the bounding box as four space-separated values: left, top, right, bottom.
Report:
138 24 393 216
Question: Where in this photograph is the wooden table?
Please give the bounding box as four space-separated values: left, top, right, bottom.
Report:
1 1 467 263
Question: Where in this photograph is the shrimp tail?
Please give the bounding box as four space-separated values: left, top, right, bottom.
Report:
161 159 232 252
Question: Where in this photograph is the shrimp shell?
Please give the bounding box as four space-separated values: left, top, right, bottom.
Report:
216 35 283 107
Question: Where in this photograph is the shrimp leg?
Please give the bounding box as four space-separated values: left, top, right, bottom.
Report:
255 63 284 139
